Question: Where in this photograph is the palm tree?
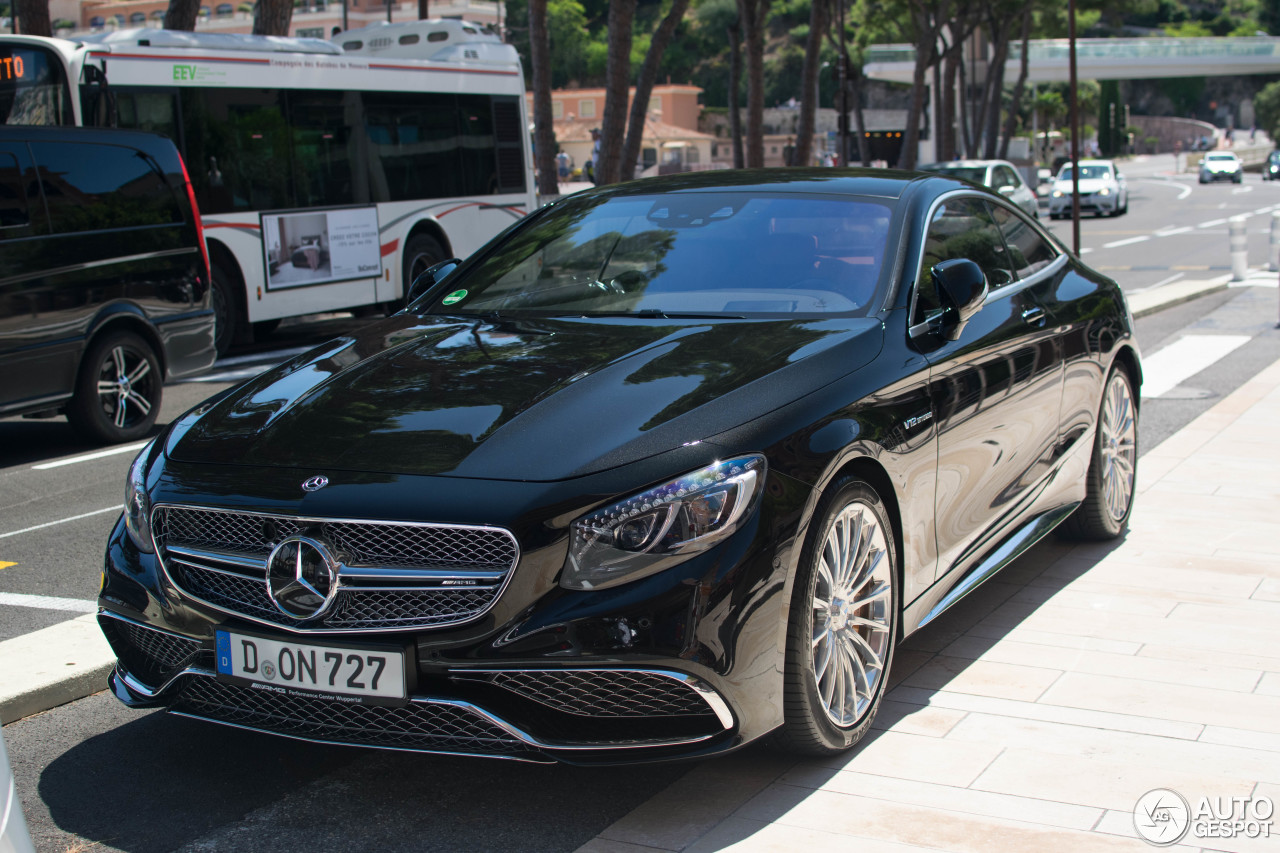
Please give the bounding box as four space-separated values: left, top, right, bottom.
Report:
736 0 771 168
620 0 692 182
15 0 52 36
528 0 559 196
595 0 636 185
252 0 292 35
163 0 201 30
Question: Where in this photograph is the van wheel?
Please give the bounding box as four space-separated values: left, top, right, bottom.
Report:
402 234 445 306
774 477 898 756
67 330 162 444
211 266 238 357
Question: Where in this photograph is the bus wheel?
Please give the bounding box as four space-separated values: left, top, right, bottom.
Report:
67 330 162 444
402 234 445 306
211 266 239 357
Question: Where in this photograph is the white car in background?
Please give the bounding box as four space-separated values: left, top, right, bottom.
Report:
918 159 1041 218
1199 151 1243 183
1 730 35 853
1048 159 1129 218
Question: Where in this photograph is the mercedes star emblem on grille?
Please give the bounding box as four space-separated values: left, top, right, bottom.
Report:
265 536 339 619
301 475 329 492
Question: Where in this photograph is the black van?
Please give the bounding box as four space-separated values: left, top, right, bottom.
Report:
0 126 215 444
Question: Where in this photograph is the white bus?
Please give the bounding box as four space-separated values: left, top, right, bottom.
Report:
0 20 536 353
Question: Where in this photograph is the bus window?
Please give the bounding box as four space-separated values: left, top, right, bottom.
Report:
0 46 72 126
114 90 180 141
180 87 292 213
287 90 358 207
362 92 461 203
457 94 497 196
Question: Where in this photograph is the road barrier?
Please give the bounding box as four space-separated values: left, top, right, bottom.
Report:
1230 216 1249 281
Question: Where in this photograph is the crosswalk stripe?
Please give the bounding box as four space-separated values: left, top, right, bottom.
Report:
1140 335 1251 398
0 592 97 613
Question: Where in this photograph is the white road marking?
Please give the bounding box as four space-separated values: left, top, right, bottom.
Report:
1178 184 1192 200
1141 334 1251 398
1155 226 1193 237
1254 206 1277 215
181 366 275 384
1079 247 1094 254
1103 235 1151 249
1131 272 1186 293
1232 186 1254 195
32 442 148 471
1198 219 1228 228
212 346 312 368
0 507 118 540
0 592 96 613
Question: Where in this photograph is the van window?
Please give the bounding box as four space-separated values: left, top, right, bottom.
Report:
0 151 29 228
32 141 183 232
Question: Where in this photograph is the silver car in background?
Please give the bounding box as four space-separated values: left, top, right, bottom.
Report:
1048 159 1129 218
1199 151 1243 184
1 730 35 853
918 159 1041 218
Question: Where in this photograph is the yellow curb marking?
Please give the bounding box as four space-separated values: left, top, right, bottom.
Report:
0 561 16 570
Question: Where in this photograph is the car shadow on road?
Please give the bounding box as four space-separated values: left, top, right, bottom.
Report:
26 691 687 853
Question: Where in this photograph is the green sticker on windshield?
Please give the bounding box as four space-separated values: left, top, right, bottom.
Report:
442 289 468 306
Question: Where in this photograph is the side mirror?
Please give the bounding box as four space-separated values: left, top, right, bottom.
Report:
998 185 1015 195
407 258 462 305
932 258 988 341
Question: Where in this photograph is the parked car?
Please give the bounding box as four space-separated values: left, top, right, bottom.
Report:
918 159 1040 218
1 729 35 853
1048 159 1129 218
1264 151 1280 181
98 170 1141 764
1199 151 1243 184
0 126 215 444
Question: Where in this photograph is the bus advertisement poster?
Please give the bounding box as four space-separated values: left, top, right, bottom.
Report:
261 207 382 290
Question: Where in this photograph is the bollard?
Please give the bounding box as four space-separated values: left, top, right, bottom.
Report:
1271 211 1280 272
1229 216 1248 282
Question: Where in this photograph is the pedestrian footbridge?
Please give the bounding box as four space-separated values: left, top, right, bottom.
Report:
864 37 1280 83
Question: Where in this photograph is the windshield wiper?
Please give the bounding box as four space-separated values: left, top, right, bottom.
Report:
553 309 746 320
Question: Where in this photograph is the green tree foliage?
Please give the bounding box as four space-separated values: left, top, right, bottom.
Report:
1254 80 1280 139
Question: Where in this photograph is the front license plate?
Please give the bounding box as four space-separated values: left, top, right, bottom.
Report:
215 630 406 704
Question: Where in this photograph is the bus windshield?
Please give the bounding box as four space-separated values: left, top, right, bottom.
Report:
0 44 72 125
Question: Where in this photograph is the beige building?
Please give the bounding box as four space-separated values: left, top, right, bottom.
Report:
531 85 717 179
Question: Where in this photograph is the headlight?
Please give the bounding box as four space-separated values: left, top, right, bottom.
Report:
1098 187 1111 196
1051 190 1063 198
124 440 155 553
562 455 765 590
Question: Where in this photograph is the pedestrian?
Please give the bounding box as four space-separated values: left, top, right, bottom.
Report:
590 127 602 184
556 150 570 181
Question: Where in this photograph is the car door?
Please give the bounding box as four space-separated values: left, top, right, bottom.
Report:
910 194 1064 583
0 141 54 413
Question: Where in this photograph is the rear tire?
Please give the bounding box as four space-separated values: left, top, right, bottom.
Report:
1059 366 1138 540
774 478 898 756
401 233 445 308
67 330 162 444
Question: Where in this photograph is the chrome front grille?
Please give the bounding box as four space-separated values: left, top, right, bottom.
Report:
152 505 519 633
480 670 717 718
172 677 529 755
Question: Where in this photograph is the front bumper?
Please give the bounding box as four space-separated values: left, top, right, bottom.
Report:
1201 169 1241 182
1049 193 1117 215
98 464 799 763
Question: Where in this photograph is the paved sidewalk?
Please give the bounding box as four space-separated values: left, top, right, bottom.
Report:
576 346 1280 850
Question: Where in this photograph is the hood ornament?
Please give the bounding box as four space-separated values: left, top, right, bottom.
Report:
301 475 329 493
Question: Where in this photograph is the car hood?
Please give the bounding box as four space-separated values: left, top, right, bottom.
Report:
1055 178 1114 193
168 313 884 480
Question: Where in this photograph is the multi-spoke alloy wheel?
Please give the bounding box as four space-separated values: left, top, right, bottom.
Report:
68 331 162 444
1060 365 1139 540
811 502 893 727
778 478 897 755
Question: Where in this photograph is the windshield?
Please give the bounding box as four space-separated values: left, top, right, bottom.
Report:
1058 165 1113 182
930 166 988 185
1206 153 1237 162
424 192 893 318
0 43 73 125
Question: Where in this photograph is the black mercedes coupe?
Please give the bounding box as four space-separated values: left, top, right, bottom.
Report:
98 170 1141 764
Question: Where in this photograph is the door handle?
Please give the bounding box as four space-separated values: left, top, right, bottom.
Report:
1021 306 1046 326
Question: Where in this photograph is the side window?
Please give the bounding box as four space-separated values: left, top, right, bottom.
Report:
180 87 292 214
913 196 1013 325
995 166 1020 190
31 141 181 233
287 90 357 208
0 150 30 229
990 204 1059 279
362 91 462 203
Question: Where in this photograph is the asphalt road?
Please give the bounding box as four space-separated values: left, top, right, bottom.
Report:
3 170 1280 851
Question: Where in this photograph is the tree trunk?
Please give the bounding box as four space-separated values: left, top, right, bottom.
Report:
15 0 51 37
998 6 1032 160
737 0 770 168
958 52 973 157
528 0 559 197
252 0 293 36
792 0 828 168
620 0 691 182
981 17 1011 159
850 60 870 166
163 0 201 31
596 0 636 185
728 19 744 169
941 47 958 161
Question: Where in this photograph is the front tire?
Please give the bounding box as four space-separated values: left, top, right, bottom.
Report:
1059 366 1138 540
775 478 898 756
401 233 446 308
66 330 162 444
211 265 238 357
